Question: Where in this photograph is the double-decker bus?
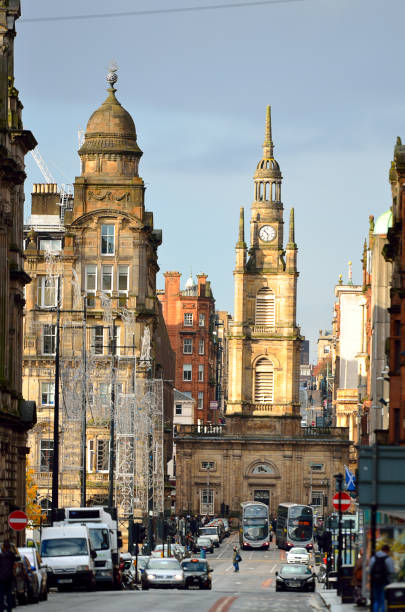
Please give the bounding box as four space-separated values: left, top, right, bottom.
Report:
239 501 270 550
276 503 313 551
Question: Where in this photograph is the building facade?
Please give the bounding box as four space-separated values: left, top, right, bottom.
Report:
175 107 350 518
383 139 405 445
23 72 174 517
0 1 37 543
158 272 216 424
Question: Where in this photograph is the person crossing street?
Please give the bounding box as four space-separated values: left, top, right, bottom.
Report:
233 546 241 572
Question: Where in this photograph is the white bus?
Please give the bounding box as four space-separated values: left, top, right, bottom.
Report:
276 503 313 551
239 501 270 550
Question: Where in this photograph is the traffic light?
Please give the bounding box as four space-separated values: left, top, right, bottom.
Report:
133 522 146 544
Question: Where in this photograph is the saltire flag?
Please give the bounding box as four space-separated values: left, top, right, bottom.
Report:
344 464 356 491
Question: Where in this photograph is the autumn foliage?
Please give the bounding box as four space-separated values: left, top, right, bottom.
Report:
26 465 46 525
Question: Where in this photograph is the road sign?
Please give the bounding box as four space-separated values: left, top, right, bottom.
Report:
8 510 28 531
209 401 218 410
359 446 405 510
332 492 351 512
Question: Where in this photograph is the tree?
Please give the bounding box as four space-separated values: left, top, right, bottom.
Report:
26 465 46 525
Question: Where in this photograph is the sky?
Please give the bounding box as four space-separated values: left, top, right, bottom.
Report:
17 0 405 361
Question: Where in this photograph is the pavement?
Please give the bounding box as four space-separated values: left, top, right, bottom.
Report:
319 588 368 611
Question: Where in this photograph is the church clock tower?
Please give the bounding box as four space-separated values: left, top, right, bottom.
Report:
227 106 301 421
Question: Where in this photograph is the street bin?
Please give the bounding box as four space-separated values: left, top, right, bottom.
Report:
385 583 405 611
340 564 354 603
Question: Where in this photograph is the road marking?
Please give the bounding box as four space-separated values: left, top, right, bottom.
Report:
270 564 277 572
208 595 238 612
261 577 272 588
225 565 233 572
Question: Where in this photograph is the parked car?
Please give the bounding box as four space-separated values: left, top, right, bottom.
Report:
195 536 214 554
181 558 213 590
18 547 48 601
275 564 316 592
141 557 185 590
20 555 40 603
286 547 310 565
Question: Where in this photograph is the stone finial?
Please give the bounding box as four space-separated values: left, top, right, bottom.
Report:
348 261 353 285
339 273 343 285
106 61 118 90
369 215 375 234
289 207 295 244
238 207 245 244
262 105 274 159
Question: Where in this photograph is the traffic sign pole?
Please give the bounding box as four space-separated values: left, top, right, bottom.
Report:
334 473 344 592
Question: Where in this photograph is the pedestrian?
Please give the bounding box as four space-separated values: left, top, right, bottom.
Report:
368 544 396 612
200 546 207 559
232 546 241 572
351 552 366 606
0 540 16 612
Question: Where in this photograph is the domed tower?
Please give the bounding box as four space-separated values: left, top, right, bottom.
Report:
71 68 146 222
227 106 301 425
66 67 162 354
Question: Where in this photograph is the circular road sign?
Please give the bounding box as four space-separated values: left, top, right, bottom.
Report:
8 510 28 531
332 492 351 512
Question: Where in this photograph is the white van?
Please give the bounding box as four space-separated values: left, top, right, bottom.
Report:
40 525 96 590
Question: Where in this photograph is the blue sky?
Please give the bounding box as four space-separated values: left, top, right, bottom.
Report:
17 0 405 361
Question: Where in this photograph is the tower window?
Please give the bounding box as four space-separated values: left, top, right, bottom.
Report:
101 225 115 255
255 287 275 326
254 358 274 403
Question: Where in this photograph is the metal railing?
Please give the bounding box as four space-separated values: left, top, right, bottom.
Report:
174 424 224 436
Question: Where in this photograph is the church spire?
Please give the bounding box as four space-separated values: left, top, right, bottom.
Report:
288 207 296 246
263 105 274 159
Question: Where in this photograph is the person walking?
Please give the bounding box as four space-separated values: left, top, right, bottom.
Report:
232 546 241 573
0 540 16 612
368 545 395 612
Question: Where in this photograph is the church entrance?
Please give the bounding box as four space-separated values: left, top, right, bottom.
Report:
254 489 270 506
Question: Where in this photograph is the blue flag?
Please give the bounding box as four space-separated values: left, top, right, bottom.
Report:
344 465 356 491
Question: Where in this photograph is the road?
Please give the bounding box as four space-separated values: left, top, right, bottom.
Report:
23 534 328 611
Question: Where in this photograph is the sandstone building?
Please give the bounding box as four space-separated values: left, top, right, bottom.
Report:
175 108 350 518
0 1 37 544
23 71 174 517
158 272 216 423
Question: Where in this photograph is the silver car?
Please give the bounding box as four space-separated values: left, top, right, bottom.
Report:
141 558 185 590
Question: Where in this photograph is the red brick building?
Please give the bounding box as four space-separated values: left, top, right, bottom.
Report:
158 272 216 423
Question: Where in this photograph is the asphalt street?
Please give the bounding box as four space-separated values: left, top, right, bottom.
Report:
22 534 328 611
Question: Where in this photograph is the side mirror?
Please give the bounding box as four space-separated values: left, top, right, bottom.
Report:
312 573 316 578
275 571 278 576
91 550 97 559
209 568 214 572
118 538 123 548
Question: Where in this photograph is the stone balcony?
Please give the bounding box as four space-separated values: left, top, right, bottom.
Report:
174 423 224 437
301 426 349 440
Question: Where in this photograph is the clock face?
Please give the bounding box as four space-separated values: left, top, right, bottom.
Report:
259 225 276 242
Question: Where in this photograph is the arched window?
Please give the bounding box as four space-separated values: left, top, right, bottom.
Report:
40 498 52 512
255 288 275 326
254 358 274 403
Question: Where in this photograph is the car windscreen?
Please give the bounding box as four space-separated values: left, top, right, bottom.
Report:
198 538 211 544
89 528 110 550
137 557 149 568
41 538 88 557
280 564 312 575
200 528 217 535
147 559 181 570
182 561 207 572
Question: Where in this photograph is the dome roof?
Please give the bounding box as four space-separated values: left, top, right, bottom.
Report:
185 274 194 289
374 209 392 235
79 86 142 156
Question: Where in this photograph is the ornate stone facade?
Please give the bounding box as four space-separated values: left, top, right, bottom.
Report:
0 1 37 544
23 75 174 515
175 108 350 518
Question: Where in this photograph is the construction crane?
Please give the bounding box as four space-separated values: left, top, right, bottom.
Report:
30 147 73 223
